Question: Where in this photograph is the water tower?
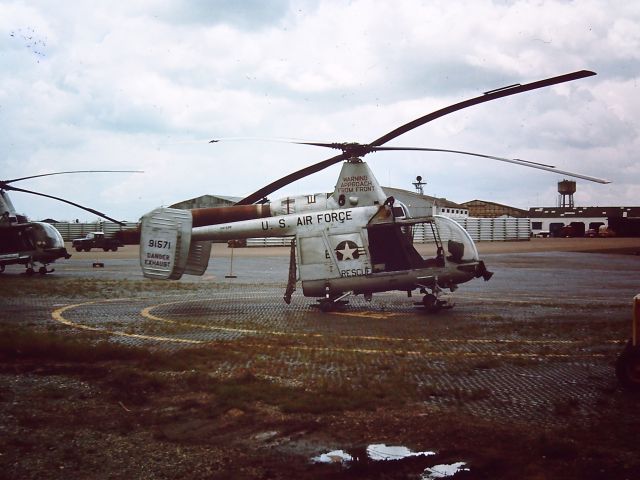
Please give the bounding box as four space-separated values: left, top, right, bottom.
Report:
558 180 576 208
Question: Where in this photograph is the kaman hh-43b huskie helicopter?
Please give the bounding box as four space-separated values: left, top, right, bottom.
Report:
139 70 609 312
0 171 134 275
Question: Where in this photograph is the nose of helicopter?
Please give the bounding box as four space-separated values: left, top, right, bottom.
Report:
477 260 494 281
29 222 65 250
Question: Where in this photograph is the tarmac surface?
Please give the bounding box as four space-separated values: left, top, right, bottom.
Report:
3 238 639 427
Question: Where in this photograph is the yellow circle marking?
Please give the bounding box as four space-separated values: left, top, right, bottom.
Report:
330 311 404 320
141 298 415 341
52 300 203 344
239 342 607 359
140 300 491 342
140 299 603 346
141 302 325 338
51 297 618 358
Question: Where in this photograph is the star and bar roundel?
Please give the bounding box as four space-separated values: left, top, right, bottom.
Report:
334 240 366 261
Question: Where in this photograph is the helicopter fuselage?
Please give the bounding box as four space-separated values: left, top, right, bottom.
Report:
140 201 492 309
139 157 494 310
0 221 71 273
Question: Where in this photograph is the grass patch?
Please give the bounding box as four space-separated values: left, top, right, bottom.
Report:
0 327 160 364
1 327 423 416
0 277 218 298
178 370 396 415
0 327 242 370
103 368 168 405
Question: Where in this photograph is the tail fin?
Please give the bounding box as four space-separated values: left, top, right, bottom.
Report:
183 240 212 275
330 159 387 208
140 207 196 280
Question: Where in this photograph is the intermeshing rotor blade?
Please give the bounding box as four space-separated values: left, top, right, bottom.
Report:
235 70 596 204
3 170 143 185
235 152 348 205
367 146 610 184
371 146 554 168
369 70 596 147
4 185 125 225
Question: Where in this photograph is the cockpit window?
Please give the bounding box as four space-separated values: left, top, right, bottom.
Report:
39 223 65 248
366 215 479 273
392 206 405 218
434 215 479 262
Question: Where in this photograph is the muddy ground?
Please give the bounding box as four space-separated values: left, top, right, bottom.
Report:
1 237 639 479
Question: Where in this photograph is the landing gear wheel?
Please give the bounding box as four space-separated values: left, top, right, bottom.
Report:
422 294 441 314
319 300 333 313
26 267 35 276
616 342 640 392
316 298 349 312
39 267 47 275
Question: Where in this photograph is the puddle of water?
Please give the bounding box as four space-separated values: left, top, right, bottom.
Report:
313 443 434 464
422 461 469 479
313 444 468 478
312 449 353 464
366 443 436 461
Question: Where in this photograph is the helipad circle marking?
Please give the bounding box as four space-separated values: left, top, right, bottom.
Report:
51 297 613 358
141 298 585 345
141 299 412 340
240 341 607 359
52 300 204 344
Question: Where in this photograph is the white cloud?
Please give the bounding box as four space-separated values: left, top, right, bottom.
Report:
1 0 639 221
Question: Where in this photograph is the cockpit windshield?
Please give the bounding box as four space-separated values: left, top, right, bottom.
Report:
366 214 479 273
433 215 479 262
38 222 65 249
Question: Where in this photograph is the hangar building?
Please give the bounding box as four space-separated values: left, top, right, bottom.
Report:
382 187 469 219
528 206 640 237
170 194 241 210
461 199 528 219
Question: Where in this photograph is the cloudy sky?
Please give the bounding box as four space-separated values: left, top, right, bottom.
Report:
1 0 638 222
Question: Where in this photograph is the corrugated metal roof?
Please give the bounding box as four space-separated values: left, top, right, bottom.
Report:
170 194 242 209
461 199 529 217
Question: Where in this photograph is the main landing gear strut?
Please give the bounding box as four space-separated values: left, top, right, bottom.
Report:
415 279 454 314
316 287 352 312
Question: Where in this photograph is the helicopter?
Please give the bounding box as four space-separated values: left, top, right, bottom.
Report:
0 171 136 275
139 70 609 312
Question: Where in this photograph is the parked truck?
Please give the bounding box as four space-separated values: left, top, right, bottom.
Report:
72 232 123 252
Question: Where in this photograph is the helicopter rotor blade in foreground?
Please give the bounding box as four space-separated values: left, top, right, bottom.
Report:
234 70 597 205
